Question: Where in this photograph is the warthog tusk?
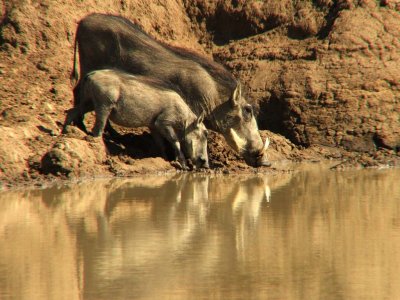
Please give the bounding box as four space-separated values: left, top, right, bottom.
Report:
265 185 271 203
230 128 246 152
263 137 270 151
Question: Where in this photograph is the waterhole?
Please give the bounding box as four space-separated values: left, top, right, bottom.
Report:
1 166 400 299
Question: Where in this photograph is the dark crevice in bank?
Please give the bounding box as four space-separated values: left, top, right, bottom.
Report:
257 92 308 147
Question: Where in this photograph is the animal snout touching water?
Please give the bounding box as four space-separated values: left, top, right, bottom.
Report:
182 123 209 170
229 127 271 167
63 69 209 170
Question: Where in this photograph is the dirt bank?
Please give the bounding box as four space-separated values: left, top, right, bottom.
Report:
1 0 399 189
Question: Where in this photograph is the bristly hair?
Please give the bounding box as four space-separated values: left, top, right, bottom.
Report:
107 14 143 31
112 69 186 97
166 45 237 91
99 13 238 96
85 68 185 98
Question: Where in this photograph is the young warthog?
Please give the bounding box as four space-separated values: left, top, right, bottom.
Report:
63 69 209 170
71 13 270 167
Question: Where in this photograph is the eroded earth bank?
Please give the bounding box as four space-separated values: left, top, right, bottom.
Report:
1 0 399 188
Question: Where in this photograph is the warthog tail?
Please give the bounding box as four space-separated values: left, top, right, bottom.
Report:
70 27 79 88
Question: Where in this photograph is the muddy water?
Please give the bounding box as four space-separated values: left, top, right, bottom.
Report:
1 166 400 300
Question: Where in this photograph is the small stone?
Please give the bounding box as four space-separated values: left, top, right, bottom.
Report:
36 62 49 71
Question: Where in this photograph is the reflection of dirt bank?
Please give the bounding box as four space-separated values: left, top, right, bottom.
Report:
0 191 81 300
0 0 399 189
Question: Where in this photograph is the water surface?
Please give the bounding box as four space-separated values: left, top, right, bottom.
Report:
1 166 400 299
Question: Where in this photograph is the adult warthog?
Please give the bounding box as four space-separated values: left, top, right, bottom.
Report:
63 69 209 170
71 13 270 167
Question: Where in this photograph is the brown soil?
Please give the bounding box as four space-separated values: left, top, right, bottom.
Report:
1 0 399 189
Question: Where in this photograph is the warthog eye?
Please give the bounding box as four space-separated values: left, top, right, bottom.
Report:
244 105 252 115
243 104 253 121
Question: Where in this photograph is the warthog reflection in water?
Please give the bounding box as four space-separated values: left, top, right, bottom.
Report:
0 173 290 299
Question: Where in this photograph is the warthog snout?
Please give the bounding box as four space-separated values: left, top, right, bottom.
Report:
256 137 271 167
187 157 209 170
255 151 272 167
243 150 271 167
231 128 271 167
198 157 209 169
243 145 271 168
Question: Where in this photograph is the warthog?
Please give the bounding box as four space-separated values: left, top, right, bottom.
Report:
71 13 270 167
63 69 209 170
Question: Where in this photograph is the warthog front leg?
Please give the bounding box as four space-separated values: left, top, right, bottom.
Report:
171 140 188 170
154 123 188 170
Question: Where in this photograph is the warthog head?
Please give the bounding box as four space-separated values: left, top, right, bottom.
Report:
214 83 270 167
183 113 209 170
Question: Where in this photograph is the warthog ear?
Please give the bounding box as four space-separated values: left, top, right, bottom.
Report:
230 82 242 107
196 112 205 126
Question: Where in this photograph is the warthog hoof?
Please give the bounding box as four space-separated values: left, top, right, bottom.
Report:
171 160 189 171
84 135 103 143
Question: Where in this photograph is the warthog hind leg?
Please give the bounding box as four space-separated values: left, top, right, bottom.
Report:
62 108 88 134
104 121 122 141
92 105 113 137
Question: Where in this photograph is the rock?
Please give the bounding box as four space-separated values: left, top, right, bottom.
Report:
41 136 108 177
